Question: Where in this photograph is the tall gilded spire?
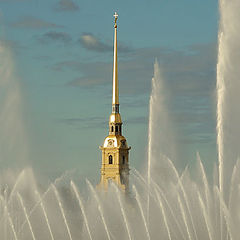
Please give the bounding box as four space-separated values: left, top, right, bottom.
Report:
112 12 119 113
98 12 130 192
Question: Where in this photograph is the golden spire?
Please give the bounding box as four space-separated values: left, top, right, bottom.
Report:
98 12 130 192
112 12 119 112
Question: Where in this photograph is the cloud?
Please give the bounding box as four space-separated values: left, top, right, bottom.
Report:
52 61 111 87
0 0 30 1
68 76 107 88
79 33 111 52
11 16 62 29
125 116 148 125
51 43 217 145
51 43 217 97
59 117 106 129
33 55 52 61
59 115 147 129
0 39 26 53
37 31 72 44
54 0 79 12
79 33 131 53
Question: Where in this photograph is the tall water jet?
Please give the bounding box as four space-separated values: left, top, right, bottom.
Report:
0 39 28 168
147 59 176 226
217 0 240 197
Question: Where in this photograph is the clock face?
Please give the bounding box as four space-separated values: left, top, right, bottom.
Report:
108 139 114 147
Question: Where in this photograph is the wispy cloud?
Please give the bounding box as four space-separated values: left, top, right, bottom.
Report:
51 43 216 97
0 0 30 1
125 116 148 124
52 61 111 87
79 33 131 53
68 77 107 88
52 43 217 144
0 39 26 53
54 0 79 12
37 31 72 44
59 115 147 129
59 117 106 129
79 33 111 52
11 16 62 29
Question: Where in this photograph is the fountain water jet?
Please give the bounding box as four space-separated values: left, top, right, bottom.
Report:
35 190 55 240
17 193 36 240
4 205 18 240
0 1 240 239
86 179 111 240
132 185 150 240
217 0 240 198
177 194 193 240
197 191 214 240
52 184 73 240
154 189 172 240
152 181 186 239
113 184 133 240
71 181 93 240
0 41 28 169
147 59 176 228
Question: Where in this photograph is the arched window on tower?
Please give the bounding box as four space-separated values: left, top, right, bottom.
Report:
122 156 125 165
115 125 118 132
109 155 113 164
111 126 114 132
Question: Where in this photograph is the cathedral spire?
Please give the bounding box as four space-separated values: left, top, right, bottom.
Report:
98 12 131 192
112 12 119 113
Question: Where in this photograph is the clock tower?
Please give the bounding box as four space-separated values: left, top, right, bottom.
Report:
99 12 131 191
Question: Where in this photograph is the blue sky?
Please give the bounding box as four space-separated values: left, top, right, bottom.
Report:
0 0 218 180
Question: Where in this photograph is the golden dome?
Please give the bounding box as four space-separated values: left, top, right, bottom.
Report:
109 113 122 123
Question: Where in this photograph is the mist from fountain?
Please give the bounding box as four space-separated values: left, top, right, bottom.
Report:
1 0 240 239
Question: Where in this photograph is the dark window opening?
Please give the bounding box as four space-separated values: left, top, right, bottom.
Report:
119 125 122 133
109 155 113 164
122 156 125 164
115 126 118 132
111 126 114 132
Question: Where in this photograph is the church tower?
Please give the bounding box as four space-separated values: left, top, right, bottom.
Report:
99 12 131 191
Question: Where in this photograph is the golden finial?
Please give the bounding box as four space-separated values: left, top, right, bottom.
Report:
114 12 118 28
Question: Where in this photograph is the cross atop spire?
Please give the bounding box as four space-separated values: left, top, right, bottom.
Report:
114 12 118 20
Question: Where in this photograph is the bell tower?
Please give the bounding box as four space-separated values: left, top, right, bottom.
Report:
99 12 131 191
